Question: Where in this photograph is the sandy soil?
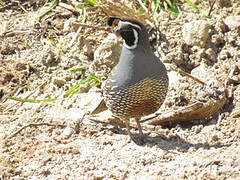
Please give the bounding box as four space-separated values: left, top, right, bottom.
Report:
0 0 240 179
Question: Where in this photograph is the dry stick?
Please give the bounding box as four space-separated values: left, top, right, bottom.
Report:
85 6 99 11
102 0 148 23
1 29 33 37
58 2 78 14
145 102 203 124
0 1 26 12
178 69 206 86
89 117 137 129
148 92 226 125
72 23 112 32
100 1 125 17
111 0 136 15
69 8 86 48
16 1 27 13
137 0 148 13
5 123 66 140
67 0 75 8
147 0 153 19
0 4 11 12
38 0 58 20
140 114 158 123
208 0 216 16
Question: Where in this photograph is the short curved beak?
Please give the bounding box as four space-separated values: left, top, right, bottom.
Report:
114 21 126 34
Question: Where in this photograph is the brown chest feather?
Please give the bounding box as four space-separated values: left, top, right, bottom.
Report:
103 77 168 119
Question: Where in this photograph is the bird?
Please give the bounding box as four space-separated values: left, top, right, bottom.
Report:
103 17 169 144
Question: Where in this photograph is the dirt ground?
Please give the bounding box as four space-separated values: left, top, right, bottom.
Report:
0 0 240 179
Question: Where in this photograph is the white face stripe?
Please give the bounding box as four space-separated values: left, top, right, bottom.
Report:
123 28 138 49
119 21 142 31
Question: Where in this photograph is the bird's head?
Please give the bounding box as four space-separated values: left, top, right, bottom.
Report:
108 17 150 50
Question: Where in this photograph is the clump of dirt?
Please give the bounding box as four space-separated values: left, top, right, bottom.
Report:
0 0 240 179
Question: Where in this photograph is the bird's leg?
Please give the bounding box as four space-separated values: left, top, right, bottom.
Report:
125 119 147 145
125 122 135 142
136 117 147 143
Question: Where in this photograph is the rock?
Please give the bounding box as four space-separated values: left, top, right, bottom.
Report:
90 33 121 80
77 82 91 94
224 16 240 30
58 109 85 139
168 71 181 87
58 126 74 140
53 78 66 87
215 19 229 33
191 62 209 79
216 0 232 8
15 62 27 71
84 91 106 114
227 64 240 85
40 48 56 66
211 34 225 46
182 20 210 47
191 0 200 5
218 49 231 60
205 48 217 63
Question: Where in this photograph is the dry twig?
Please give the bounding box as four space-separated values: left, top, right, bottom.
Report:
208 0 216 16
71 22 112 32
5 123 66 140
100 0 151 26
178 69 206 86
58 2 79 14
140 69 228 124
147 92 227 125
89 117 139 130
68 7 87 48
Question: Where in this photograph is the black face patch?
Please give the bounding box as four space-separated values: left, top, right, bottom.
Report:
119 28 136 47
111 19 142 49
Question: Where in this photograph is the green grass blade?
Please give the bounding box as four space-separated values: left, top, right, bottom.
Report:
152 0 161 17
84 0 99 6
7 75 100 102
25 41 30 48
47 37 56 46
39 0 58 21
64 76 100 97
70 67 86 73
184 0 201 13
185 0 212 18
76 5 88 9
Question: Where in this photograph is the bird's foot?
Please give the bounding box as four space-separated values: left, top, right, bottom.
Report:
127 134 149 145
138 134 149 144
125 122 149 145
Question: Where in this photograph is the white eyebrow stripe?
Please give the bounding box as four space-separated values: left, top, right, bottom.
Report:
120 21 142 30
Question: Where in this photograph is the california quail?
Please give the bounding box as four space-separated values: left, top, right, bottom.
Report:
103 18 169 144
